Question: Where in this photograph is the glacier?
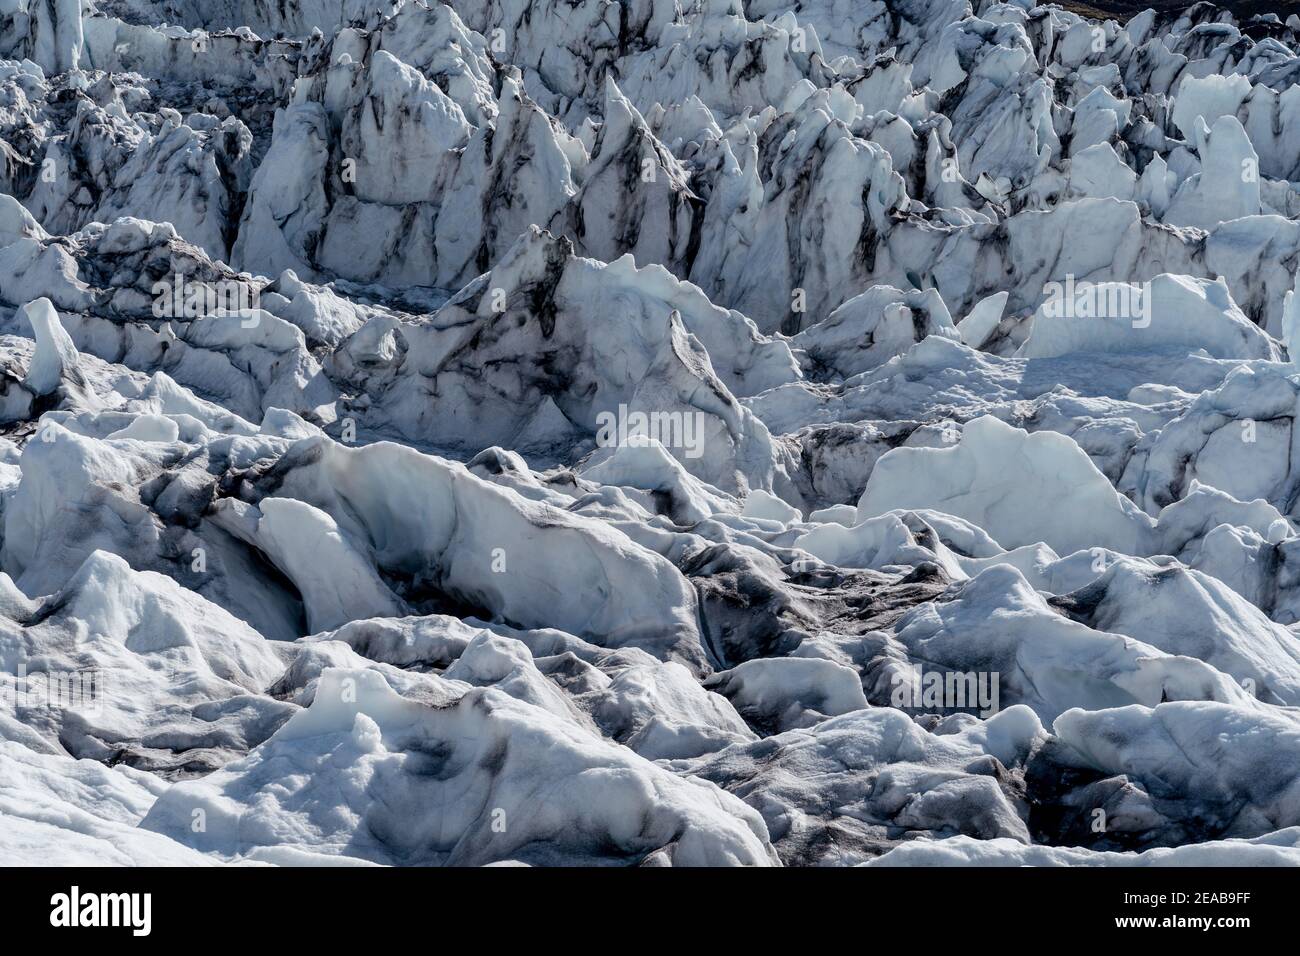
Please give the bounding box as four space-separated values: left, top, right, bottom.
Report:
2 0 1300 869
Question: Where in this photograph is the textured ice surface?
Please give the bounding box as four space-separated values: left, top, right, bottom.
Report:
4 0 1300 866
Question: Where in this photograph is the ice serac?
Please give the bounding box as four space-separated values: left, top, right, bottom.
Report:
1017 275 1280 362
1164 116 1262 230
18 296 80 396
209 496 406 634
330 226 791 495
241 436 711 673
1135 364 1300 515
857 416 1156 555
1053 558 1300 706
885 563 1254 724
31 0 83 75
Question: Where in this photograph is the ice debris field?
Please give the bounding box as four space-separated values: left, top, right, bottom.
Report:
3 0 1300 867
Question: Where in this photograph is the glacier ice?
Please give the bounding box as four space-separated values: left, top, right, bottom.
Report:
4 0 1300 869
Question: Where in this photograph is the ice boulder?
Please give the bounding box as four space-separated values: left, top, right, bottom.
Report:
141 668 779 866
866 831 1300 866
790 285 960 380
1054 701 1300 839
704 657 870 732
0 742 217 865
0 551 293 772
